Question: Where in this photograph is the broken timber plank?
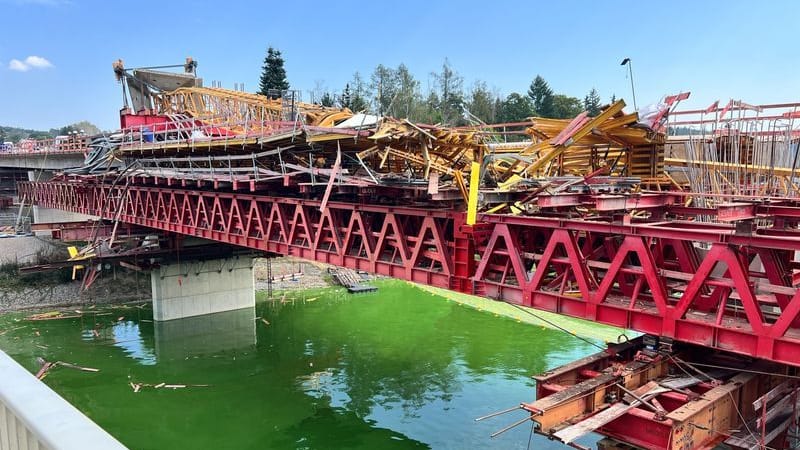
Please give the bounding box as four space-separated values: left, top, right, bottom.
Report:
554 384 670 444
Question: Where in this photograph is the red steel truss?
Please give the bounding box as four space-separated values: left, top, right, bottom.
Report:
18 181 800 366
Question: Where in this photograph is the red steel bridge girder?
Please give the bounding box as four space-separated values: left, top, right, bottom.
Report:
18 181 800 366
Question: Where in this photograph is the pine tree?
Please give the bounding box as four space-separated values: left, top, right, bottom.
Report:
319 92 335 107
342 73 369 112
610 94 617 104
583 88 602 116
258 47 289 98
527 75 554 117
340 84 352 108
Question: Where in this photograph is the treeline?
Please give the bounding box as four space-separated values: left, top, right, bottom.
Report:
257 47 611 126
321 63 607 125
0 121 101 143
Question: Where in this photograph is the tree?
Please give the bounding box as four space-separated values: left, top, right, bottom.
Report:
551 94 583 119
340 83 352 108
527 75 554 117
466 81 499 124
52 121 102 136
610 94 617 104
419 91 442 124
583 88 602 116
258 47 289 98
319 92 335 107
370 64 398 116
432 59 464 125
391 63 421 119
499 93 534 123
341 72 369 112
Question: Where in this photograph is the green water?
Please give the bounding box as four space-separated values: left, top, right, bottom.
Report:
0 280 602 449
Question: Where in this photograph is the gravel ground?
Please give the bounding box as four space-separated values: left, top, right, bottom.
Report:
253 257 332 291
0 272 150 313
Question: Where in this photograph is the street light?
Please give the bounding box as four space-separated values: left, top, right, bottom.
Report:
620 58 637 110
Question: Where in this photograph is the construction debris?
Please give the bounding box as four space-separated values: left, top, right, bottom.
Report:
128 381 210 392
25 311 81 321
35 357 99 380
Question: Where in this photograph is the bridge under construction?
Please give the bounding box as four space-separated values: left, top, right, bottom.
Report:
11 58 800 449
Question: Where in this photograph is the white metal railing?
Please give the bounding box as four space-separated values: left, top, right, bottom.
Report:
0 350 127 450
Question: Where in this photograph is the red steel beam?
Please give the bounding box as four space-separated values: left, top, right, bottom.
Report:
17 181 800 366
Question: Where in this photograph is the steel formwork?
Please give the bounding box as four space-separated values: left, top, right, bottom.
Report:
18 180 800 366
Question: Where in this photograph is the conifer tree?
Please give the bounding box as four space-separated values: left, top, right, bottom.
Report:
258 47 289 98
583 88 602 116
527 75 554 117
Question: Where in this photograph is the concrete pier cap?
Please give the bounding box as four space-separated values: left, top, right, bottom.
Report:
151 255 256 321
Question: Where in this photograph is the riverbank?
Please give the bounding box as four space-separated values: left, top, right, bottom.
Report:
415 284 629 344
0 271 150 313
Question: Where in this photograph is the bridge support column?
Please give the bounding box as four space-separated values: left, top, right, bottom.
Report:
151 256 255 321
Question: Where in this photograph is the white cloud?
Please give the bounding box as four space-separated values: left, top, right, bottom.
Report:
7 56 53 72
8 59 29 72
24 56 53 68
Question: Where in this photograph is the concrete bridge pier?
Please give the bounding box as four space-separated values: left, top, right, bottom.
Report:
151 255 255 321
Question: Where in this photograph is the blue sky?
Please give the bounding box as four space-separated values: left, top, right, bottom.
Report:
1 0 798 131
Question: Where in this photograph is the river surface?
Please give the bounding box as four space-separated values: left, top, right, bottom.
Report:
0 280 602 449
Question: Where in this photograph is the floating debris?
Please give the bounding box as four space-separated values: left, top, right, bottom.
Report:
35 357 99 380
129 381 210 392
25 311 81 321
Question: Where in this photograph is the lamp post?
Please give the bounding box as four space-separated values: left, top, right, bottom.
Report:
620 58 637 110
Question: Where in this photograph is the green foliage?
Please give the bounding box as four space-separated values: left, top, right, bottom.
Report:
55 120 101 136
418 91 442 124
370 64 398 115
1 126 51 143
431 59 464 126
551 94 583 119
466 81 500 124
0 262 72 290
258 47 289 98
319 92 335 107
341 72 369 112
390 64 421 119
1 120 102 143
498 93 533 123
583 88 602 116
527 75 554 117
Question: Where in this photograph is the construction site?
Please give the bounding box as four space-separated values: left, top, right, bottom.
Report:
4 56 800 450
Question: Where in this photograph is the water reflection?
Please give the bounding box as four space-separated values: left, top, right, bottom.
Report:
153 306 257 361
111 320 157 365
